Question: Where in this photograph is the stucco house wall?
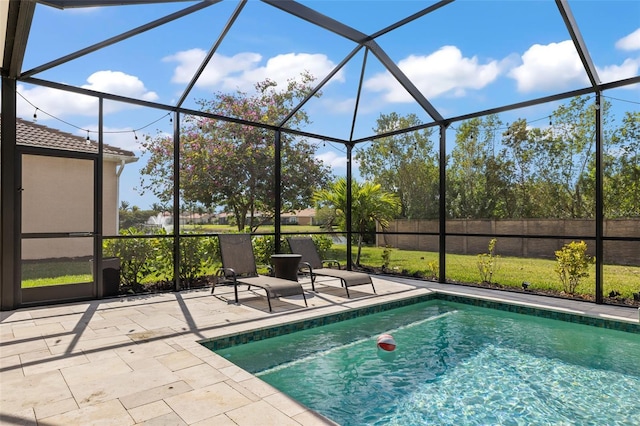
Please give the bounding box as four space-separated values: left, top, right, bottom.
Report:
11 118 137 260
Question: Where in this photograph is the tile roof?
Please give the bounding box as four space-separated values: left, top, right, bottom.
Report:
3 118 136 159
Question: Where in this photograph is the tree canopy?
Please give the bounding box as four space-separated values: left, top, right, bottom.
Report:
314 177 401 264
356 112 438 219
357 97 639 221
139 72 332 230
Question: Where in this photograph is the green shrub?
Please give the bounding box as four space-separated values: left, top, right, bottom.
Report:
155 234 218 286
311 234 333 258
252 235 281 266
103 227 157 290
554 240 594 294
477 238 500 284
426 260 439 280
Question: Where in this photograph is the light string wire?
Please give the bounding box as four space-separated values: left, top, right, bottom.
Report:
15 91 637 149
17 91 172 139
352 92 640 154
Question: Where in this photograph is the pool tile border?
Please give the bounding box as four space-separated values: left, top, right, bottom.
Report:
200 292 639 351
200 293 437 351
437 293 640 334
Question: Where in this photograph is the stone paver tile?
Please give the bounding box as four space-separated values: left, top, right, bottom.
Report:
84 347 121 362
0 327 15 338
0 358 24 383
173 363 228 389
134 411 188 426
155 350 203 372
292 409 338 426
164 382 252 424
0 370 72 413
191 413 237 426
116 323 150 335
127 314 187 331
126 356 164 372
218 363 254 382
34 312 86 326
45 333 132 355
0 353 22 370
224 379 260 403
21 349 90 376
91 325 128 337
116 340 177 364
127 400 173 423
225 400 301 426
29 306 79 320
263 391 309 418
0 337 48 358
88 318 136 331
119 380 192 410
11 322 66 339
42 398 134 426
69 364 181 407
97 309 143 320
59 319 94 332
0 310 33 322
126 327 179 343
236 376 280 399
61 355 132 386
0 407 37 425
33 396 79 420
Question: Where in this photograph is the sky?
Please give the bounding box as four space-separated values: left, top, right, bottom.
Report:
12 0 640 209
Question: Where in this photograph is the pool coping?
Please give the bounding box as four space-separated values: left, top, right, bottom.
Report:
200 290 640 352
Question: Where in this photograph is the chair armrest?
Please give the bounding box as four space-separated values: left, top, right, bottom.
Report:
216 267 237 280
298 261 314 274
322 259 342 269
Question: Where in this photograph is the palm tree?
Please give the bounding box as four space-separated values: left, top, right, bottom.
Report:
314 178 401 265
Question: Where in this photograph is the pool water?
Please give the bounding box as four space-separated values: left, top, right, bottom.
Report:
215 301 640 425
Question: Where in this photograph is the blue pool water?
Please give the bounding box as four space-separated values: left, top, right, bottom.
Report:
215 301 640 425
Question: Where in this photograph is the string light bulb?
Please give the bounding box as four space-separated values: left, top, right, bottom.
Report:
133 130 138 141
33 108 38 121
86 130 90 144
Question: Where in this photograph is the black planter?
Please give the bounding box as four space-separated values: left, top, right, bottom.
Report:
100 257 121 297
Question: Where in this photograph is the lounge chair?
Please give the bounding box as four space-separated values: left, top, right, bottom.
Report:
287 237 376 297
213 234 307 312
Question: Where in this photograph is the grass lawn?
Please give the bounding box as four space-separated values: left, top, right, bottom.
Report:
22 259 93 288
329 245 640 300
181 224 323 234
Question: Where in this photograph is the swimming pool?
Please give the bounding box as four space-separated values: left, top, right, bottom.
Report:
213 300 640 425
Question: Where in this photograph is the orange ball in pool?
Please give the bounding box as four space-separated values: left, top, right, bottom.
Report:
376 333 396 351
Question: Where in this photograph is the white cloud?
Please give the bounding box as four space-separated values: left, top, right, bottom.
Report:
18 84 96 118
321 97 356 114
165 49 262 88
164 50 343 92
508 40 588 93
364 46 502 103
82 71 158 102
16 71 158 119
598 58 640 84
615 28 640 51
316 150 348 174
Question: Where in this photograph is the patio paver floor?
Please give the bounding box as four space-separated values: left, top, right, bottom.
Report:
1 276 637 425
